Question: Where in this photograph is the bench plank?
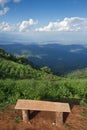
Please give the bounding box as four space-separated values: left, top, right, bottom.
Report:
15 99 70 112
15 99 70 125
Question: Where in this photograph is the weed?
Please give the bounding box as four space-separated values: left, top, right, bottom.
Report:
80 111 87 116
80 100 87 107
15 116 22 123
65 124 75 130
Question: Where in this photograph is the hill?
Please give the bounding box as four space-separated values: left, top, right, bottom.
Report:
66 67 87 79
0 49 87 110
0 49 87 130
0 48 53 79
1 43 87 75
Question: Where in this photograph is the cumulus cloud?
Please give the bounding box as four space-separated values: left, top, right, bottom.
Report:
1 17 87 35
36 17 87 32
0 18 38 33
19 19 38 32
0 7 9 16
0 22 15 32
0 0 22 17
0 0 21 6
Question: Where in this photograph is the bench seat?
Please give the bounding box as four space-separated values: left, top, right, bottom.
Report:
15 99 70 126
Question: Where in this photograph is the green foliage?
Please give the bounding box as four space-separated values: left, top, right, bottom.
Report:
65 124 74 130
80 99 87 107
40 66 51 74
15 117 22 123
66 68 87 79
0 48 87 108
0 57 50 79
0 78 87 106
80 110 87 116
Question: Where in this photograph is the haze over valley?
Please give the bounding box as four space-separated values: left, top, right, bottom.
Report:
1 43 87 75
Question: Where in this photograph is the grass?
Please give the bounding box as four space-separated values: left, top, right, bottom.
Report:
65 124 75 130
15 116 22 123
80 100 87 107
80 111 87 116
0 102 9 114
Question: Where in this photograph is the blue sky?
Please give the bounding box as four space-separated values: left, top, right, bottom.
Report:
0 0 87 44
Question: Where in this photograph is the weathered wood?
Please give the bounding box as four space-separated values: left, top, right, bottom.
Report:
56 112 63 126
15 99 70 112
22 110 29 122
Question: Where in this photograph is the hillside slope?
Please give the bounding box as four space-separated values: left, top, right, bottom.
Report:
66 68 87 79
1 43 87 75
0 48 87 109
0 48 53 79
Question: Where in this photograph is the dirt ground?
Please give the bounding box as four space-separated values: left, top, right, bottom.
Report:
0 105 87 130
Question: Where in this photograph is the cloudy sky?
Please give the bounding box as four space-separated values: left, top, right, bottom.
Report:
0 0 87 44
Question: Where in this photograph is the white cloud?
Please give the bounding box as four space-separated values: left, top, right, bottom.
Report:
0 0 21 6
0 7 9 16
0 0 10 6
0 0 21 17
0 22 15 32
70 48 83 53
0 19 38 33
1 17 87 38
19 19 38 32
36 17 87 32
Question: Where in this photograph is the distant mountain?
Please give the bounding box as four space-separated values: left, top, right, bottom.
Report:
66 67 87 79
0 43 87 75
0 48 53 79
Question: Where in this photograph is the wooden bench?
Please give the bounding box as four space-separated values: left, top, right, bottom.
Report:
15 99 70 126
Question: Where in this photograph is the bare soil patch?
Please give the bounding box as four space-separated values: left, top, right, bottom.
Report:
0 105 87 130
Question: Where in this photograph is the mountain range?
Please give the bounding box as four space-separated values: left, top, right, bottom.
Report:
0 43 87 75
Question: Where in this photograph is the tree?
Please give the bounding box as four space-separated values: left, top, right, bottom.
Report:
40 66 51 74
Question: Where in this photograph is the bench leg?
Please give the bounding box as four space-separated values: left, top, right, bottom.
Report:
22 110 29 122
56 112 63 126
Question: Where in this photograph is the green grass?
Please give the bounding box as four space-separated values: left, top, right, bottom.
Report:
65 124 75 130
0 48 87 109
15 116 22 123
80 111 87 116
0 102 10 113
0 78 87 108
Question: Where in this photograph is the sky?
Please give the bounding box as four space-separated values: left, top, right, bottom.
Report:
0 0 87 44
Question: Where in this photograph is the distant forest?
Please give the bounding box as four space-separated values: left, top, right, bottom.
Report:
1 43 87 75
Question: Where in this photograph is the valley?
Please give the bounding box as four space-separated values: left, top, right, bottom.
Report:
0 43 87 75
